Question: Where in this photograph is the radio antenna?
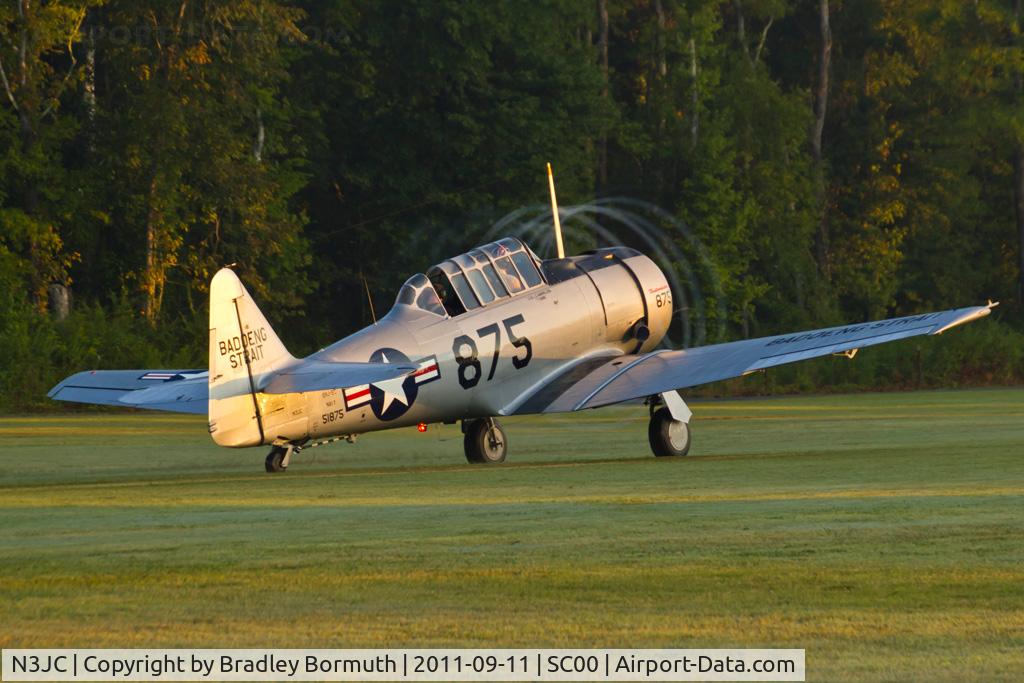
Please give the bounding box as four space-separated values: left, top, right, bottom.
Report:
546 162 566 258
360 271 378 324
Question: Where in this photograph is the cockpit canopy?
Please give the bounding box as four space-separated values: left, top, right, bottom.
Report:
394 272 447 317
394 237 546 318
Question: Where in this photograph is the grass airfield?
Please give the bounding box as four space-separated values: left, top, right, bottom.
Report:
1 388 1023 681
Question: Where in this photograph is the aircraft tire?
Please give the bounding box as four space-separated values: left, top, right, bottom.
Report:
648 407 691 457
265 446 287 473
464 419 507 464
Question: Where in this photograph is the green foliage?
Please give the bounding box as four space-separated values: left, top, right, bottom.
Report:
0 294 204 412
0 0 1022 410
90 0 311 318
290 0 613 339
0 1 97 310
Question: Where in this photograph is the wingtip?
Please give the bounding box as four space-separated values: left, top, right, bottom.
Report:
933 302 997 335
46 371 84 399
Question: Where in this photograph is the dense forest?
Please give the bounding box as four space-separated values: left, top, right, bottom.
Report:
2 0 1023 409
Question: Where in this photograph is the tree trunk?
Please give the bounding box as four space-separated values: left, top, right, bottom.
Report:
812 0 832 276
253 106 265 162
15 1 44 308
735 2 773 67
83 23 96 147
754 17 774 64
14 1 35 167
1015 0 1024 306
653 0 667 78
48 283 70 321
735 0 749 64
689 37 699 150
811 0 830 161
19 1 28 89
143 166 164 324
1016 149 1024 305
597 0 609 191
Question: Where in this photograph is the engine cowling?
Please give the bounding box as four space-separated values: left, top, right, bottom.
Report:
542 247 672 354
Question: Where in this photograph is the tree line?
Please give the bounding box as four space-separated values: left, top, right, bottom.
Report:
1 0 1022 409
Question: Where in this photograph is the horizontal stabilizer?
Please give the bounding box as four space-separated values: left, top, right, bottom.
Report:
48 370 208 414
47 359 420 411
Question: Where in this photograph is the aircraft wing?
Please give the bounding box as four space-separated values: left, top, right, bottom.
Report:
49 361 418 413
48 370 209 414
514 303 997 415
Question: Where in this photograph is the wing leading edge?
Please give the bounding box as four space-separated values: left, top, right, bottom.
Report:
514 303 997 415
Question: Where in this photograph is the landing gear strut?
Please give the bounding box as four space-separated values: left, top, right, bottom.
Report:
463 418 508 464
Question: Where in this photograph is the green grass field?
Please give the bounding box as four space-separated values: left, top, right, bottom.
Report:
1 388 1023 681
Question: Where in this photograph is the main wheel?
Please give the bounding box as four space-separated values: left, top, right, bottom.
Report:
648 407 691 457
265 446 287 472
464 419 508 464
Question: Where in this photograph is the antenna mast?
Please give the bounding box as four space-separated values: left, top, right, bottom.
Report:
360 271 377 324
546 162 565 258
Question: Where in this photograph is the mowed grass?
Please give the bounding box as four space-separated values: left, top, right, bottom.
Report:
1 388 1023 681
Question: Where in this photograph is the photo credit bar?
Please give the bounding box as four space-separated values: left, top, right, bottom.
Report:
1 649 805 681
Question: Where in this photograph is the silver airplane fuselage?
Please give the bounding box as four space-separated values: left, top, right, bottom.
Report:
232 246 671 447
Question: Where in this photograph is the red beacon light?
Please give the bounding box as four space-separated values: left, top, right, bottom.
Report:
417 422 427 433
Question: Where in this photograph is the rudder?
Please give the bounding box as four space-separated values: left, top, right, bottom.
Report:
208 268 294 447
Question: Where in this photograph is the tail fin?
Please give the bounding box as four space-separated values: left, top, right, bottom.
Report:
208 268 294 447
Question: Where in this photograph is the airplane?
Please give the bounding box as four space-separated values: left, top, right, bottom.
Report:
49 236 997 472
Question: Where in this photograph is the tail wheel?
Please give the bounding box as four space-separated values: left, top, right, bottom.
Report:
464 418 508 464
265 446 287 473
648 407 691 457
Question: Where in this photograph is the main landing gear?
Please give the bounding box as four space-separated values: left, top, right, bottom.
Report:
647 391 692 457
262 396 688 471
463 417 508 464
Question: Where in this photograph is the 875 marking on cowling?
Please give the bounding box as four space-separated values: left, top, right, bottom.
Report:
219 327 269 368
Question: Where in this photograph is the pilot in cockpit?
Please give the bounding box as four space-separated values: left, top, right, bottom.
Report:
428 270 464 317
